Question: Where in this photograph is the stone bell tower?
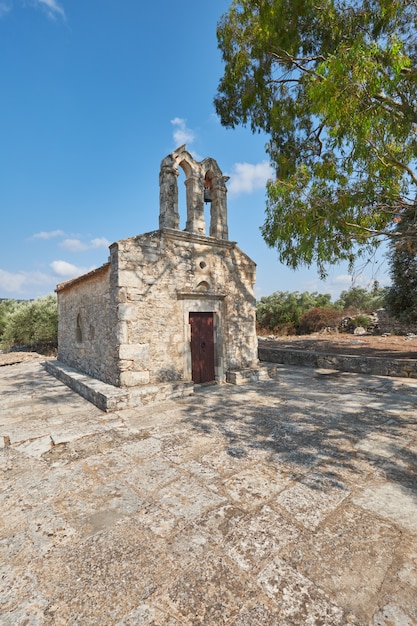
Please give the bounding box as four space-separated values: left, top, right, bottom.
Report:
159 144 229 240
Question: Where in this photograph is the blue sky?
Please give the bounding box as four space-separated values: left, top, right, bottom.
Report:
0 0 390 301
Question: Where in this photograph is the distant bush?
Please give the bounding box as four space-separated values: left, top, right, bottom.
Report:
0 299 18 337
256 286 387 336
350 314 372 329
1 295 58 351
256 291 332 334
335 284 387 313
298 307 342 334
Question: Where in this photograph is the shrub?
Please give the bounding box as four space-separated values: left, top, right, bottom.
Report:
256 290 332 334
1 294 58 350
0 299 18 338
335 284 388 313
298 307 342 334
350 314 371 329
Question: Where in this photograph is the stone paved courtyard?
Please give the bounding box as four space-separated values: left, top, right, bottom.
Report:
1 359 417 624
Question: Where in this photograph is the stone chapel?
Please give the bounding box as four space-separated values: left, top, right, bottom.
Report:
49 146 259 410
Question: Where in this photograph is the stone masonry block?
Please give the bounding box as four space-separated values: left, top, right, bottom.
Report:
116 321 128 344
226 368 260 384
118 304 137 321
120 370 150 387
118 269 144 289
119 344 149 360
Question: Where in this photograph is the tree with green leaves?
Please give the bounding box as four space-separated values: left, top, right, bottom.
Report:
335 284 388 312
215 0 417 276
0 299 18 338
256 290 332 332
1 295 58 350
385 216 417 322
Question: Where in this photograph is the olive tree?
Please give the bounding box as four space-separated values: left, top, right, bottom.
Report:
1 294 58 350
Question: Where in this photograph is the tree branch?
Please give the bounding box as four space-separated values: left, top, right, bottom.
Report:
270 50 325 80
367 139 417 185
374 91 417 124
344 221 417 239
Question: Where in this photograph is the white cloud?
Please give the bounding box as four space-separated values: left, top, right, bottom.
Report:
59 237 110 252
330 272 387 291
31 229 65 240
332 274 360 289
227 161 274 196
0 269 26 293
303 272 383 301
30 232 109 252
60 239 88 252
90 237 111 249
171 117 195 147
0 257 100 298
50 260 90 278
1 0 66 19
35 0 65 19
0 268 52 294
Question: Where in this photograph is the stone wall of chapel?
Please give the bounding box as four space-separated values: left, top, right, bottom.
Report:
57 265 120 385
112 229 258 387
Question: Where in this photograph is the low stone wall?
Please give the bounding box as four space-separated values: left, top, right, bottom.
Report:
258 346 417 378
44 360 194 412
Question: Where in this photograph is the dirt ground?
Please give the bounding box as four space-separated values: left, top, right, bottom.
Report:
260 332 417 359
0 351 49 367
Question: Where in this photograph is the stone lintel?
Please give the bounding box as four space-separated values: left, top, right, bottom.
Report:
160 228 236 249
177 292 226 301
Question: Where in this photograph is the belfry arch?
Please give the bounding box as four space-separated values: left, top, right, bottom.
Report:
159 145 229 240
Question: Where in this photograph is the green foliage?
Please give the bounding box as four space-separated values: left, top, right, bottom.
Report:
0 299 18 338
1 295 58 350
298 306 343 334
385 216 417 322
215 0 417 276
350 314 372 328
256 290 332 333
335 284 387 313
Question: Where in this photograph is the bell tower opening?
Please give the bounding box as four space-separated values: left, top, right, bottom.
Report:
177 167 187 231
159 145 229 240
203 171 213 236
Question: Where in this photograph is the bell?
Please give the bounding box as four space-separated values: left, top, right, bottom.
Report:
204 188 212 203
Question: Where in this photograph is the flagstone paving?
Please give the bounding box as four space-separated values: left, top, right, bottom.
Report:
1 360 417 625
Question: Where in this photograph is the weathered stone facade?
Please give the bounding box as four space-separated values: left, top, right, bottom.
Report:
54 147 258 406
56 264 118 384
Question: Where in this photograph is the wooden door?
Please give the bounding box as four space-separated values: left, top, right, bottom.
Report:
189 312 215 383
